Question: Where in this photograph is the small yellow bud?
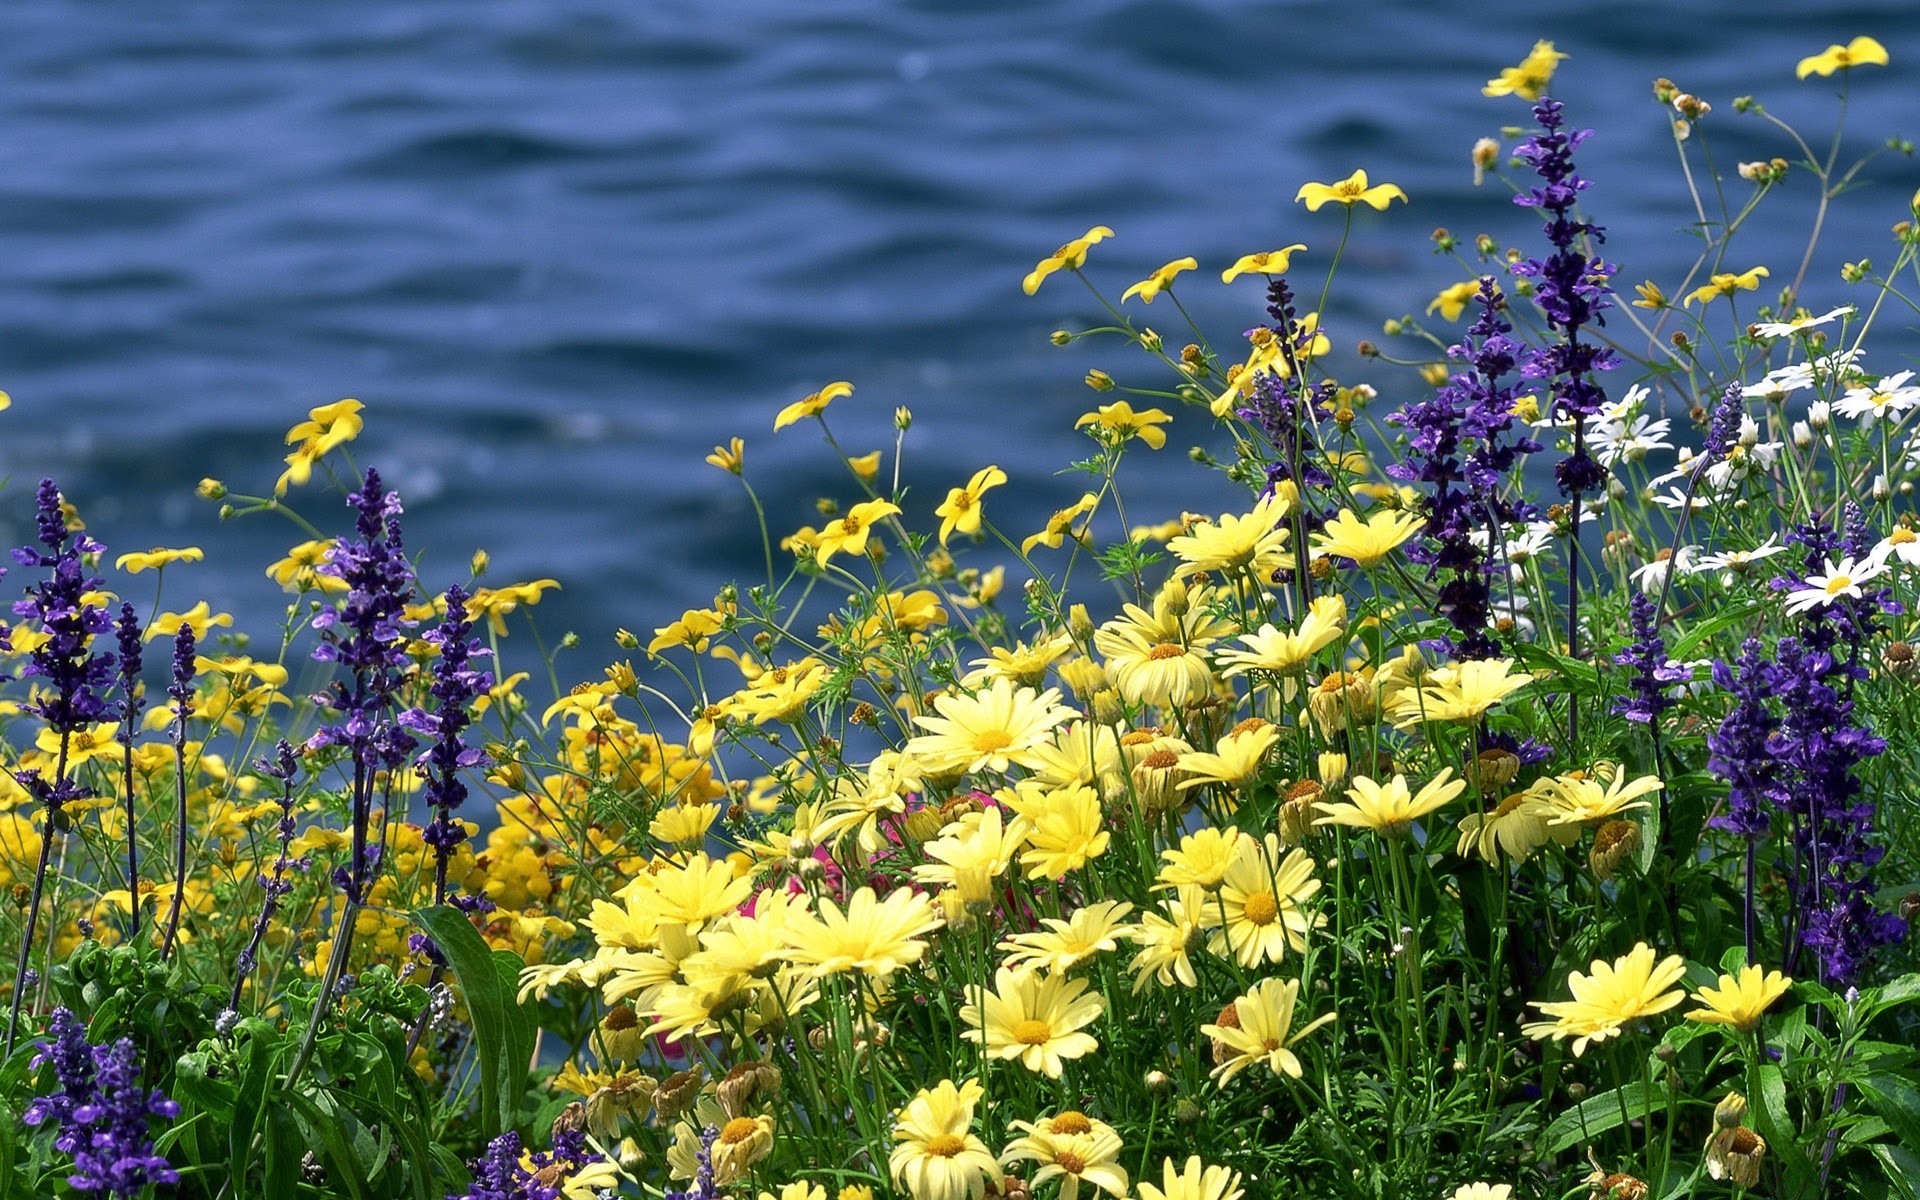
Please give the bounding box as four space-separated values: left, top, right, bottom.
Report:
614 628 640 650
1050 329 1073 347
894 406 912 431
470 549 490 576
196 478 227 501
1139 327 1162 353
1085 369 1115 392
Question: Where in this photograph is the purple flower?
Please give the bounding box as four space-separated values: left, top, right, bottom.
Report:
448 1127 605 1200
308 468 419 904
408 583 495 905
22 1008 181 1197
1612 593 1689 726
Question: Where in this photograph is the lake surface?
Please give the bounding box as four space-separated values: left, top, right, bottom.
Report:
2 0 1915 676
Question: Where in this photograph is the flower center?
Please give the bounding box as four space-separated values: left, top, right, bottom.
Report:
719 1117 759 1145
1055 1151 1087 1174
925 1133 967 1157
1335 181 1364 198
1242 891 1279 926
1050 1111 1092 1135
1140 749 1180 771
1894 528 1917 545
1147 642 1186 661
972 729 1013 753
1011 1018 1053 1045
1824 574 1853 596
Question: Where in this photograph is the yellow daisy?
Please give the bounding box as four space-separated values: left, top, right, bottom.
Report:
961 967 1104 1078
1538 767 1663 827
1001 780 1111 880
1390 658 1530 725
781 886 943 981
1135 1156 1244 1200
889 1078 1000 1200
1000 1117 1129 1200
1208 835 1322 968
1315 769 1466 839
1201 976 1335 1085
1123 885 1209 993
907 678 1079 776
1167 492 1294 580
1522 942 1688 1056
1309 507 1423 568
1214 595 1347 678
1000 900 1135 974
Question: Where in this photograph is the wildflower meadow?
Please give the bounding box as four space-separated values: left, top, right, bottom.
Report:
5 33 1920 1200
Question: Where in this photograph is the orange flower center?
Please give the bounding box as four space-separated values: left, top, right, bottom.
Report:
1242 891 1279 926
972 729 1013 753
1140 749 1180 771
1055 1151 1088 1174
925 1133 967 1158
719 1117 759 1145
1012 1018 1053 1045
1147 643 1187 661
1050 1111 1092 1135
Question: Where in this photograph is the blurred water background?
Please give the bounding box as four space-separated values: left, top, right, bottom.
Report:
2 1 1916 670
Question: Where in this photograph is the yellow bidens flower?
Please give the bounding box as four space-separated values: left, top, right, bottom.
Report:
1022 492 1099 555
1522 942 1688 1056
1123 257 1198 304
114 546 204 574
1797 35 1889 80
1631 281 1667 310
813 498 900 566
276 398 365 496
774 381 853 431
962 967 1104 1078
1295 169 1407 213
1686 964 1793 1032
146 601 234 643
1221 245 1307 283
1024 226 1114 296
1483 39 1568 101
934 465 1007 546
706 437 746 474
890 1078 999 1200
1684 266 1769 307
1075 400 1172 450
1427 280 1481 322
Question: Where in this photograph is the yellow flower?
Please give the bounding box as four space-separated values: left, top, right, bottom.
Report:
467 579 562 636
1135 1156 1244 1200
773 381 853 431
783 885 943 981
706 437 745 474
1002 781 1110 881
1315 769 1466 838
1124 885 1208 993
1427 280 1481 322
889 1079 999 1200
1456 791 1561 866
1075 400 1172 450
1631 281 1667 310
1687 964 1792 1032
1167 492 1294 580
1214 595 1347 679
1295 169 1407 212
1176 722 1280 793
1539 766 1663 827
648 607 728 654
275 398 365 495
999 900 1134 975
1201 977 1334 1085
848 450 883 483
1210 835 1321 968
1482 39 1567 101
1684 266 1770 307
935 465 1008 546
114 546 204 574
907 678 1079 776
1024 226 1114 295
1221 245 1306 283
1391 658 1530 725
1123 257 1198 304
761 1185 827 1200
1000 1115 1129 1200
1157 827 1243 892
1797 36 1889 80
1449 1187 1513 1200
1021 492 1100 555
266 538 346 593
1522 942 1688 1056
962 966 1104 1078
145 601 234 643
813 498 901 566
1310 507 1423 568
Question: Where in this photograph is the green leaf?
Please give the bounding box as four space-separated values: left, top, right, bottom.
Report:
263 1102 302 1199
412 904 531 1138
1539 1081 1663 1156
1860 1074 1920 1150
1749 1061 1818 1198
1871 1144 1920 1200
283 1090 373 1200
1667 602 1762 660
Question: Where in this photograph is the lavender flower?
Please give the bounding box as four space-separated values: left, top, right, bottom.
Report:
308 468 419 904
1612 593 1689 727
448 1127 606 1200
22 1008 181 1197
1706 639 1786 842
404 583 495 906
113 603 144 937
231 741 308 1012
1388 279 1540 658
1236 280 1337 523
8 480 117 1051
159 626 196 959
665 1125 722 1200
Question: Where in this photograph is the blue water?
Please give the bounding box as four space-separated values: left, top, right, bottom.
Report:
2 1 1915 656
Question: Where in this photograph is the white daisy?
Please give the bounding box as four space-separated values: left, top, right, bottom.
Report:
1835 371 1920 423
1782 555 1888 615
1751 305 1853 340
1689 535 1789 584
